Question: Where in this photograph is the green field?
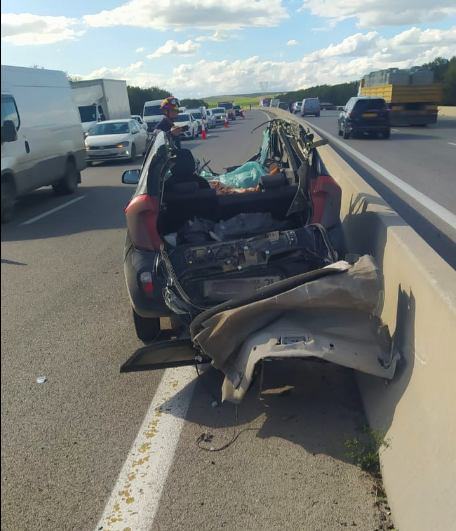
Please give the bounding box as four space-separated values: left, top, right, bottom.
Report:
205 94 277 107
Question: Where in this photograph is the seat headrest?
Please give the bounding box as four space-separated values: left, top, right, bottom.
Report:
171 149 196 178
259 172 288 189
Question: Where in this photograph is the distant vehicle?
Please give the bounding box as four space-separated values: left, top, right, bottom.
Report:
259 98 271 107
131 114 148 133
300 98 320 117
278 102 288 111
320 102 335 110
218 101 236 121
1 65 86 223
70 79 131 134
205 109 217 128
234 105 244 117
293 102 301 113
85 119 149 164
175 113 198 139
212 107 228 125
143 99 165 132
359 68 441 126
186 109 204 133
270 98 280 108
338 97 390 139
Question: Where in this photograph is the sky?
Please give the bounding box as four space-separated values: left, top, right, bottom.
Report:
1 0 456 98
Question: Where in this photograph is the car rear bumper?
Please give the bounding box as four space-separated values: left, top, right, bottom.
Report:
347 123 390 133
124 247 172 318
86 148 132 161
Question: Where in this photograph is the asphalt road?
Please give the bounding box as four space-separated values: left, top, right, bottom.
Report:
3 111 397 531
300 110 456 268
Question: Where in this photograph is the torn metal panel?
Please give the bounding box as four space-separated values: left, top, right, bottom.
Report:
193 255 400 404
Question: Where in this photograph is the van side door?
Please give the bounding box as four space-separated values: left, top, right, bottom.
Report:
1 95 31 195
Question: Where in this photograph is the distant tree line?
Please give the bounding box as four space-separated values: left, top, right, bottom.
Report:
275 56 456 106
127 86 171 115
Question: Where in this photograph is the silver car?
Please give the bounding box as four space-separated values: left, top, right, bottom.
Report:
85 119 149 164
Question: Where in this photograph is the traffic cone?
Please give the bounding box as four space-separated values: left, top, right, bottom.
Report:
201 119 207 140
224 113 228 128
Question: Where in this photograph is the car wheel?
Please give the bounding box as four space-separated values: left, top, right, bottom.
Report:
129 144 137 162
343 124 350 139
338 124 343 136
1 180 16 224
53 160 79 196
382 129 391 139
316 113 320 117
133 310 160 342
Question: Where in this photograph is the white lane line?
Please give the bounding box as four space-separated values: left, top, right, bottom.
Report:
449 142 456 146
94 366 197 531
21 196 86 226
303 120 456 231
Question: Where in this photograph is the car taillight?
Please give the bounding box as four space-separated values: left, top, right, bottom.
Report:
349 111 356 117
125 195 163 251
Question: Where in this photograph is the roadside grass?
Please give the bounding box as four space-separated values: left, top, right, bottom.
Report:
206 95 276 108
344 425 399 531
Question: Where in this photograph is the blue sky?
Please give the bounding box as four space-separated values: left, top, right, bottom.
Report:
2 0 455 97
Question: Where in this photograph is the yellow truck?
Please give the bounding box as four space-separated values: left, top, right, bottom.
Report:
359 69 442 126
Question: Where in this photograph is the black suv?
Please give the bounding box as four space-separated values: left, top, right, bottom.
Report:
338 97 390 139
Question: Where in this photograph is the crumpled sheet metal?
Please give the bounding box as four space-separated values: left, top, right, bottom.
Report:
193 255 400 404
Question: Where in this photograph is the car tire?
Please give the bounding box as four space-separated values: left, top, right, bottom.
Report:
338 125 343 136
382 129 391 139
1 179 16 224
315 113 320 117
343 125 350 139
133 310 160 342
53 160 79 196
129 144 137 162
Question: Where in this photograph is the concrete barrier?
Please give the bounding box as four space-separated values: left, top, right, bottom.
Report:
438 106 456 117
266 108 456 531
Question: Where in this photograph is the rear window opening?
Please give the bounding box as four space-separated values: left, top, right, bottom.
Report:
354 99 386 111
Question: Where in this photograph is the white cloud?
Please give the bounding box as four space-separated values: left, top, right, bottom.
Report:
81 61 146 81
287 39 299 46
76 27 456 97
1 13 83 46
135 46 144 53
302 0 456 27
196 31 233 42
147 40 200 58
84 0 288 31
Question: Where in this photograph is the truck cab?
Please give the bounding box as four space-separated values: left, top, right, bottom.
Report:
143 100 165 132
218 102 236 121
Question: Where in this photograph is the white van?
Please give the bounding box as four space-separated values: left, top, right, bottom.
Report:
143 100 164 132
300 98 321 117
1 65 86 223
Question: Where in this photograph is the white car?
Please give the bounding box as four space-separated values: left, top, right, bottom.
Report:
186 109 205 133
131 115 148 133
293 101 301 113
205 109 217 129
175 113 199 139
85 119 149 164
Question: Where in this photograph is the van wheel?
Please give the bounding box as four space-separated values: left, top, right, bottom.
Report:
1 180 16 224
315 113 320 117
53 161 79 196
133 310 160 342
382 129 391 139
